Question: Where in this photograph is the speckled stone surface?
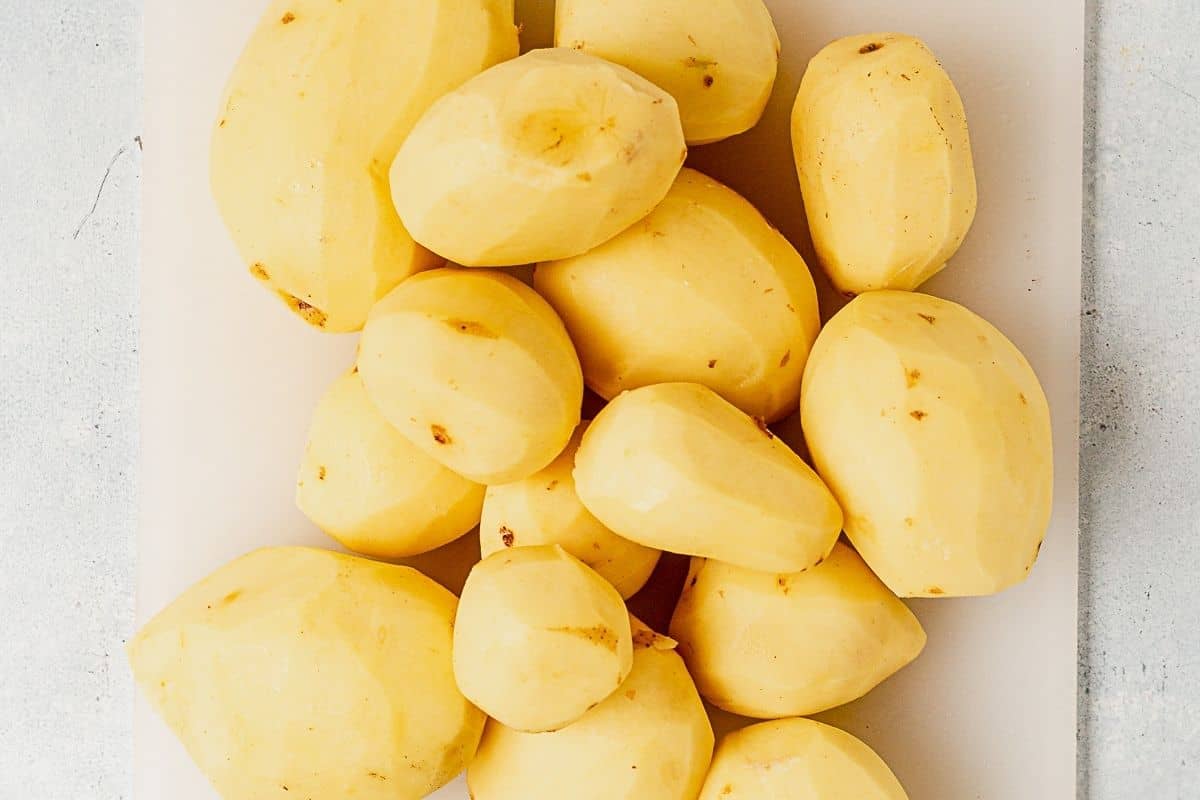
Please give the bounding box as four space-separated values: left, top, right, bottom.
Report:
0 1 1195 797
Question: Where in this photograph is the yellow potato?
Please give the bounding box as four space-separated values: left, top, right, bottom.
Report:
699 718 909 800
128 547 483 800
468 617 714 800
453 545 633 732
296 369 484 559
390 47 687 266
792 33 977 296
574 383 843 573
535 168 820 422
211 0 518 332
555 0 779 144
801 291 1053 597
669 543 926 719
358 268 583 485
480 423 661 598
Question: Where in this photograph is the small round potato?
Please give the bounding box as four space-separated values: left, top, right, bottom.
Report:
536 168 819 422
480 423 661 599
792 34 977 295
699 718 910 800
390 47 687 266
801 291 1053 597
670 543 926 719
453 545 633 732
468 617 714 800
358 268 583 485
296 369 485 559
556 0 780 144
574 383 843 573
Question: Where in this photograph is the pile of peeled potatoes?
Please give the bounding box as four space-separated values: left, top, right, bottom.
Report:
131 2 1053 799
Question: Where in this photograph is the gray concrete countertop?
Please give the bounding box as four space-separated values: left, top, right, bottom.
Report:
0 1 1195 797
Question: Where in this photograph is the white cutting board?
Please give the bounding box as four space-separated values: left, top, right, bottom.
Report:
139 1 1084 798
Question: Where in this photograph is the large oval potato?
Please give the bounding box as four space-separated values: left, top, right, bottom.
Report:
296 369 484 559
574 383 843 573
699 718 909 800
468 617 714 800
535 168 820 422
358 268 583 485
480 423 661 598
555 0 779 144
453 546 633 732
390 47 687 266
670 543 926 719
212 0 518 332
792 33 977 296
128 548 484 800
801 291 1053 597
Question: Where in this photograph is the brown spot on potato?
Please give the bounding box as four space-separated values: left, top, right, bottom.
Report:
703 75 715 88
281 11 296 24
500 526 515 547
910 410 928 421
431 425 452 445
753 417 775 439
351 365 358 375
708 359 718 369
221 590 242 605
576 171 592 182
780 350 792 368
625 689 638 700
546 480 559 491
717 589 725 599
927 587 945 595
859 42 884 54
446 319 498 338
218 118 227 128
281 294 327 328
777 575 790 594
683 56 719 69
551 625 619 653
317 466 327 481
249 263 269 281
906 368 921 388
901 73 912 81
1019 392 1029 405
905 517 914 527
632 628 659 649
918 313 937 325
367 772 387 781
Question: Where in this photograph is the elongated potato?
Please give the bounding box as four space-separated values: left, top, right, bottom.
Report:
480 423 660 598
792 33 976 296
574 383 843 573
535 169 819 422
128 548 484 800
212 0 518 332
468 617 714 800
358 268 583 485
670 543 926 719
296 370 484 559
699 718 909 800
454 546 633 732
801 291 1053 597
556 0 779 144
390 48 687 266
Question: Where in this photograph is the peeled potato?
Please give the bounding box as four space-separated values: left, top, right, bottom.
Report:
296 369 484 559
801 291 1053 597
390 47 687 266
535 168 820 422
699 718 909 800
792 33 977 296
453 545 633 732
128 548 483 800
211 0 518 331
670 543 926 719
555 0 779 144
574 383 843 573
468 617 714 800
480 423 661 598
358 268 583 485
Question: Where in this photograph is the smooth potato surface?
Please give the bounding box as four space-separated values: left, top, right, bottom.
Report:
670 544 926 719
699 718 909 800
453 546 633 732
468 617 714 800
574 383 843 573
128 548 484 800
556 0 779 144
535 168 820 422
801 291 1053 597
296 370 484 559
212 0 518 331
358 268 583 485
480 423 660 598
390 47 687 266
792 33 976 296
